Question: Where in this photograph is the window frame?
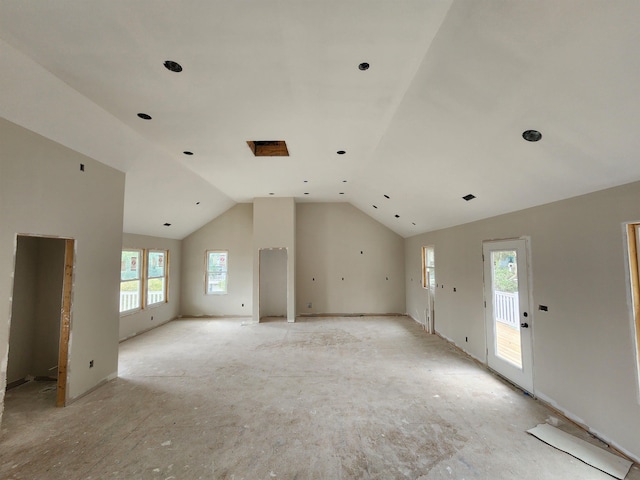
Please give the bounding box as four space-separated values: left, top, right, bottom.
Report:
421 245 435 290
146 249 169 308
625 223 640 397
206 250 229 295
120 248 143 315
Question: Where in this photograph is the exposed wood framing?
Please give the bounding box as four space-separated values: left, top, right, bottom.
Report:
627 224 640 379
246 140 289 157
56 239 74 407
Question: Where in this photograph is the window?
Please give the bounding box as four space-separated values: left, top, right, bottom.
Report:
206 250 228 294
626 223 640 391
422 246 435 290
147 250 168 306
120 249 142 313
119 248 169 315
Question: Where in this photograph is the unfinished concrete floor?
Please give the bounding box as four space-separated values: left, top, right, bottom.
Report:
1 316 638 479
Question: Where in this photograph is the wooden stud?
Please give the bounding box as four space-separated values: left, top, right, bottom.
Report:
56 239 74 407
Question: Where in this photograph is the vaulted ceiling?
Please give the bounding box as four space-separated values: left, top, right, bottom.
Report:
1 1 639 239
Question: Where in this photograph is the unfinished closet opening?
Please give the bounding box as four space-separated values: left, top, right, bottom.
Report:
5 235 73 408
259 248 287 322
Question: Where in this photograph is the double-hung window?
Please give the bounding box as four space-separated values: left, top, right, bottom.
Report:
120 249 142 313
206 250 228 294
147 250 168 306
119 248 169 314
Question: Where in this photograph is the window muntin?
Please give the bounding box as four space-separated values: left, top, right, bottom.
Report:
120 249 142 313
147 250 168 306
206 250 228 294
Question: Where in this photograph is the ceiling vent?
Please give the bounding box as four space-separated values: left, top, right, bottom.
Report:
247 141 289 157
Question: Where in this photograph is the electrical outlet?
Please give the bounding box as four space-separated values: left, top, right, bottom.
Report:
89 360 94 368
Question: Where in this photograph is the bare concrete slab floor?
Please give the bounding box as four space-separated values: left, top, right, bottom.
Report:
1 316 638 479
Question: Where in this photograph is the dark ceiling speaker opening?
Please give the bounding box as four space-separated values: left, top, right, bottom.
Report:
164 60 183 72
247 140 289 157
462 194 476 201
183 151 193 156
522 130 542 142
337 150 346 155
137 113 152 120
359 62 370 71
163 222 172 226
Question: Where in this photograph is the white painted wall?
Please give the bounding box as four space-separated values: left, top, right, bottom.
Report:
119 233 182 341
0 119 125 418
253 198 295 322
259 249 288 318
405 180 640 461
296 203 405 315
6 237 38 383
181 204 253 317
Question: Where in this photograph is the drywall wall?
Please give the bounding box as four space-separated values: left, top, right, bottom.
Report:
405 180 640 460
253 198 295 322
0 118 125 420
32 237 65 377
181 204 253 317
119 233 182 341
6 236 38 384
296 203 405 315
259 248 288 318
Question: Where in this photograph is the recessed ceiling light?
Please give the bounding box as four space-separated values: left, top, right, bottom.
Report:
522 130 542 142
137 113 152 120
359 62 370 71
164 60 183 73
163 222 171 226
337 150 346 155
183 151 193 156
462 194 476 201
383 194 390 199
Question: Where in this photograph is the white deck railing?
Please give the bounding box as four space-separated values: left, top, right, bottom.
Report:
494 290 519 328
120 291 164 312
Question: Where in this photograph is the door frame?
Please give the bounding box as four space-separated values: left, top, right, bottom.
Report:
7 234 74 407
483 237 535 394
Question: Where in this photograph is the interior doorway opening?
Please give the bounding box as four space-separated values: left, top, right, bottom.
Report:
259 248 287 322
5 235 73 408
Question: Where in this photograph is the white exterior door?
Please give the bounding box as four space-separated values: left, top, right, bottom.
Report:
483 239 534 393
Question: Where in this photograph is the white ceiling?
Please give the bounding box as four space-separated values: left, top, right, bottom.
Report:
1 1 640 239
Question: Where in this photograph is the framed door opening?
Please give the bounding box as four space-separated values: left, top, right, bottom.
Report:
259 248 288 322
4 235 74 409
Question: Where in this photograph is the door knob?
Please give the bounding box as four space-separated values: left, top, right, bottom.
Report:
521 322 529 328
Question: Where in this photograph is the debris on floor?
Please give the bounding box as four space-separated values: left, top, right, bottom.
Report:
527 423 632 479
